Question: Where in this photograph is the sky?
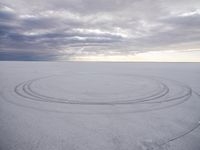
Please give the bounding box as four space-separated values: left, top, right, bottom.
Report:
0 0 200 61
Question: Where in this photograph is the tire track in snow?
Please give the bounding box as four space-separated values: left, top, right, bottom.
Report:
156 90 200 149
13 75 190 106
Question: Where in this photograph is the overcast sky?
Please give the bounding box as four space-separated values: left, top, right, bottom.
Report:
0 0 200 61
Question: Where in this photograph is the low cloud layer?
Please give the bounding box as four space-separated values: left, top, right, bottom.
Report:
0 0 200 60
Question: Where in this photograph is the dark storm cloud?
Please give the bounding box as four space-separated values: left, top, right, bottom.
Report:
0 5 16 21
0 2 124 58
0 0 200 60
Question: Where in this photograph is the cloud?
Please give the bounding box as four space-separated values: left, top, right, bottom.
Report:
0 0 200 60
0 3 16 20
135 13 200 47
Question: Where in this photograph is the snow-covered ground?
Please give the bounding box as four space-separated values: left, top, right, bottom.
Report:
0 61 200 150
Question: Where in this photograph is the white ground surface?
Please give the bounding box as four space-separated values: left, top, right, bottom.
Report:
0 61 200 150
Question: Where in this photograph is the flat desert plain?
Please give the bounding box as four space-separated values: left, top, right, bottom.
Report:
0 62 200 150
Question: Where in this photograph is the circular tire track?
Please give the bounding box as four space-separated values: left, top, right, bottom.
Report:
13 74 191 107
1 73 193 114
14 75 170 105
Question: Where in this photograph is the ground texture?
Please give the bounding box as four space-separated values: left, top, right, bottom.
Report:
0 62 200 150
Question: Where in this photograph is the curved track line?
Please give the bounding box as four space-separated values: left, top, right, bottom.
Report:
1 74 193 114
157 90 200 149
13 75 191 106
